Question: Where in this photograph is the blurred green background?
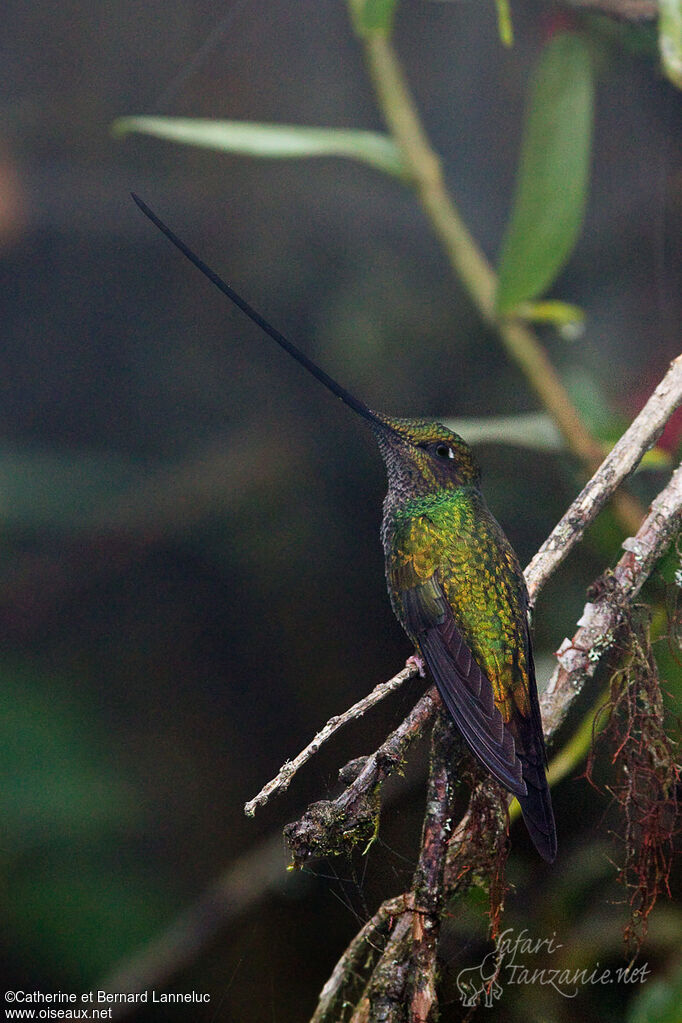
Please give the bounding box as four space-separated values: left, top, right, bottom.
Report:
1 0 681 1020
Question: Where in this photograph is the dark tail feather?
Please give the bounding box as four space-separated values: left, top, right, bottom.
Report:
517 755 557 863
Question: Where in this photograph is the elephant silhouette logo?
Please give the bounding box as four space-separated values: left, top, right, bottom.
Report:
456 950 505 1007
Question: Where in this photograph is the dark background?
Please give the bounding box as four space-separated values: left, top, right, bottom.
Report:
1 1 681 1020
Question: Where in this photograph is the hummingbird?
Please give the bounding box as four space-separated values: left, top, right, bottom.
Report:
132 194 557 863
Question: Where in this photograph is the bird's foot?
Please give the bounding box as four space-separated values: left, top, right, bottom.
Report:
406 653 426 678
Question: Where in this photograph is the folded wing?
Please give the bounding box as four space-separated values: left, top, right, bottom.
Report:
401 575 526 796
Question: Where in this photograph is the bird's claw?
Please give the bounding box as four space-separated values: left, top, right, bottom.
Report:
406 653 426 678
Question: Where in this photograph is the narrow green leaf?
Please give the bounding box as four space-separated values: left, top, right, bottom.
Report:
113 117 406 177
496 33 594 314
443 412 564 451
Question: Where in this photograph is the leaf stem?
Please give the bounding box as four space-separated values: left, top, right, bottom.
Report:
357 27 643 534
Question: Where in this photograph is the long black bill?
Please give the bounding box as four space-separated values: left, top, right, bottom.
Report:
132 194 389 434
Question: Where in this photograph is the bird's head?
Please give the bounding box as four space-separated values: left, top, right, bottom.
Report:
370 414 481 497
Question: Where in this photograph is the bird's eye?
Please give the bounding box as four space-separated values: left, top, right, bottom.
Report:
435 443 454 459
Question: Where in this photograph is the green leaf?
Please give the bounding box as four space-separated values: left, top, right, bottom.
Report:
113 117 406 177
496 33 594 314
443 412 564 451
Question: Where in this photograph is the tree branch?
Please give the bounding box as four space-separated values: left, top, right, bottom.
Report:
404 716 463 1021
311 894 413 1023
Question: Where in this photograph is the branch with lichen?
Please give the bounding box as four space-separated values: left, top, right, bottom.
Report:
284 686 438 864
326 717 464 1023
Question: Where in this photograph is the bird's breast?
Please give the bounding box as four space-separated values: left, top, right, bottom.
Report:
381 488 532 718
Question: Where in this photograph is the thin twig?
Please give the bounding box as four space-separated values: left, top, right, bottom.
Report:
245 664 419 816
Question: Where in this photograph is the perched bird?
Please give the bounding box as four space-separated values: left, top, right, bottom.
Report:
132 194 557 862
